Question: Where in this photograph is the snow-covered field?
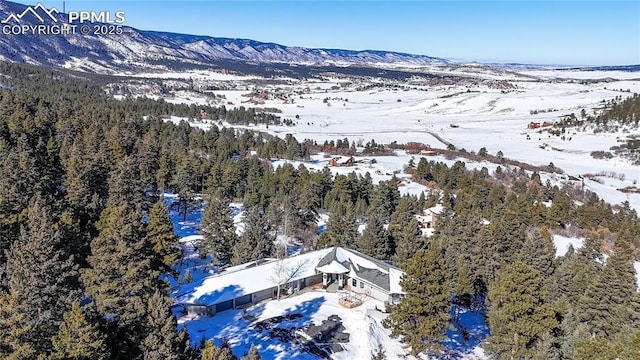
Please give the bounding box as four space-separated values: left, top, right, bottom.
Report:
152 67 640 212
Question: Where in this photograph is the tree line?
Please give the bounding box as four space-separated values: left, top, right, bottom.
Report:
0 61 638 359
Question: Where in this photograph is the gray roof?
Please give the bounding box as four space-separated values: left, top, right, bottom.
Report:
316 247 402 292
316 247 341 268
354 267 391 292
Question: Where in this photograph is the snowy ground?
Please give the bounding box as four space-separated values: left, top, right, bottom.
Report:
177 292 489 360
552 235 585 258
151 66 640 213
164 193 489 359
176 291 407 360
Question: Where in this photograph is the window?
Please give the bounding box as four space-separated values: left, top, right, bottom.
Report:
359 281 364 289
391 293 401 305
352 278 357 287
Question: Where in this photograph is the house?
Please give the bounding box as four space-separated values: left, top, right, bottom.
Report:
421 150 439 156
555 174 584 188
180 247 405 317
415 204 444 230
329 156 355 167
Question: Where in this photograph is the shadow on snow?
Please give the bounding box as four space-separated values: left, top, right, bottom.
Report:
441 306 489 358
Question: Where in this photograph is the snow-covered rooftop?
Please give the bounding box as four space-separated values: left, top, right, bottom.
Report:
316 260 350 274
427 204 445 215
179 248 333 306
318 247 405 293
179 246 406 307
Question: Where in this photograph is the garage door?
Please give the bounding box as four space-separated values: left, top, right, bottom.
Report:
235 294 252 307
216 300 233 313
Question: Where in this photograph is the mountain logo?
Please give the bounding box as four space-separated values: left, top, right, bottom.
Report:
1 3 59 24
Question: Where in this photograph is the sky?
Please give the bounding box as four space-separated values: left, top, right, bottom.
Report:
22 0 640 66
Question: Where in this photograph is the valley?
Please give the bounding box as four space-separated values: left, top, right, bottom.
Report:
115 66 640 213
0 1 638 359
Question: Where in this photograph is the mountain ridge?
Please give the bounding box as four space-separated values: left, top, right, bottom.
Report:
0 0 448 73
0 0 636 74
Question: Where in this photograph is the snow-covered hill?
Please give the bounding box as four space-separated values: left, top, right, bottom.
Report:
0 0 447 72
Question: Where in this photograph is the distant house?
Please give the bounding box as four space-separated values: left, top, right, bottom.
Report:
415 204 445 230
180 247 405 317
554 174 584 188
151 83 166 96
420 150 439 156
329 156 355 167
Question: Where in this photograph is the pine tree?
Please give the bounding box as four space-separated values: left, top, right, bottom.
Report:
172 152 199 221
83 201 157 320
108 156 148 214
81 201 158 358
232 206 274 265
613 326 640 360
384 245 450 356
548 190 574 227
579 234 603 263
488 198 527 266
392 218 424 268
571 336 617 360
532 332 561 360
156 154 172 193
51 303 109 360
388 196 416 240
62 137 108 233
147 200 181 273
316 202 358 248
200 196 237 265
142 291 190 360
609 223 637 299
453 255 473 313
486 262 557 359
4 194 80 355
564 247 602 305
577 238 636 338
199 339 238 360
356 214 393 260
0 292 36 359
550 251 576 302
136 129 161 193
519 228 556 277
367 178 400 222
240 345 261 360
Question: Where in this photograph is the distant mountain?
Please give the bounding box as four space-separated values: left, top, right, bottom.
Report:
0 0 448 73
560 65 640 72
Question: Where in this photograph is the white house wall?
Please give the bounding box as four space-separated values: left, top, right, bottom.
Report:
350 277 389 302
